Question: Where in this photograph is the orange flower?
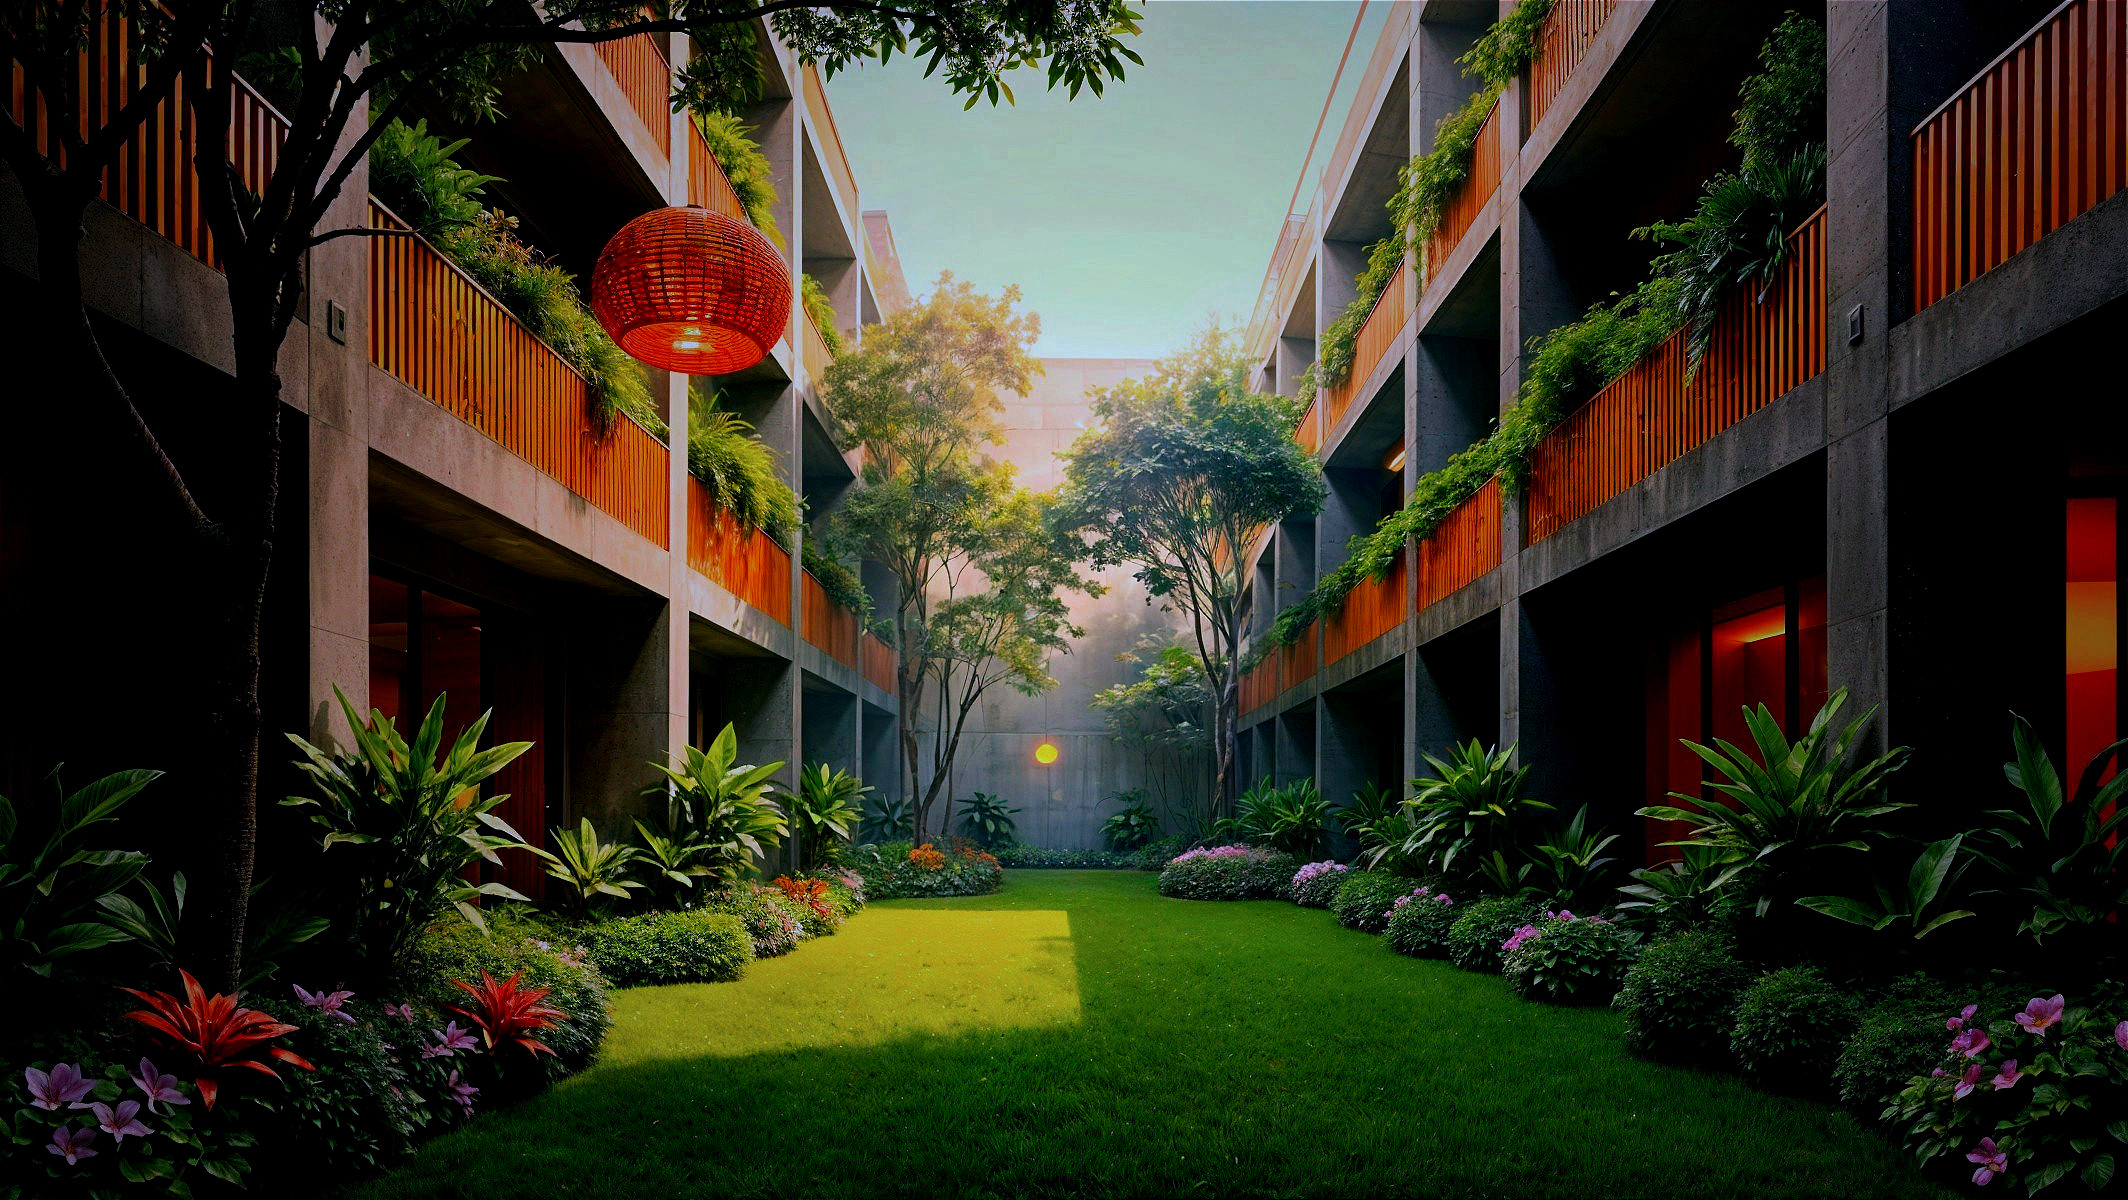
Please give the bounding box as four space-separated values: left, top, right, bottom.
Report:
908 843 947 871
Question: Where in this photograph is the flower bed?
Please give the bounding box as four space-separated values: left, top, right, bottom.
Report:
1156 845 1298 901
851 841 1004 899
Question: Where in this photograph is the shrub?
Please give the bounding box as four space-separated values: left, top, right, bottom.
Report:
1217 779 1331 857
1156 846 1297 901
1729 965 1859 1093
576 910 754 987
634 724 787 904
399 911 610 1078
1385 887 1461 958
253 1003 432 1181
1835 976 1966 1111
1290 860 1349 907
956 792 1021 850
850 841 1003 899
1501 912 1638 1005
1401 740 1552 885
1101 792 1163 851
710 889 802 958
1445 895 1538 973
1614 929 1754 1064
1331 872 1414 933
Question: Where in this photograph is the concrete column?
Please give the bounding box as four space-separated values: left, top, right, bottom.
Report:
563 597 684 831
860 701 899 801
1275 335 1316 399
1317 689 1373 816
1274 706 1314 788
803 687 858 775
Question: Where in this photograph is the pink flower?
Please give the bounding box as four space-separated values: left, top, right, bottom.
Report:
24 1064 95 1111
384 1002 416 1023
294 984 357 1025
1966 1138 2008 1187
47 1125 97 1165
1989 1060 2023 1091
89 1100 152 1145
128 1060 188 1115
1952 1028 1992 1059
2014 995 2065 1037
1947 1003 1978 1031
421 1021 479 1059
1953 1062 1986 1100
2115 1021 2127 1052
443 1069 478 1117
1501 924 1542 954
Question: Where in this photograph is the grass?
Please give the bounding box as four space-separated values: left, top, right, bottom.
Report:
352 871 1944 1199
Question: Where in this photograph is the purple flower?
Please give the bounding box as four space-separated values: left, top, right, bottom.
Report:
1500 924 1542 954
2115 1020 2127 1052
422 1021 479 1059
1966 1138 2008 1187
1989 1060 2023 1091
443 1069 478 1117
384 1002 416 1023
2014 994 2065 1037
294 984 358 1025
90 1100 152 1145
25 1064 95 1111
1953 1062 1986 1100
129 1060 188 1114
1947 1003 1978 1032
1952 1028 1992 1059
47 1125 97 1165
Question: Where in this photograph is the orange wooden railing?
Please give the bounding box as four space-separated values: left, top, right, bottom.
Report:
1295 395 1323 455
1416 478 1502 608
6 16 285 270
802 312 834 383
802 570 861 668
687 120 746 220
1325 548 1408 664
862 631 896 694
688 479 792 624
1529 0 1621 132
594 30 672 157
1322 259 1410 435
1423 100 1503 287
1278 623 1318 691
802 63 860 221
1240 652 1281 714
1911 0 2128 311
368 200 670 548
1527 207 1827 542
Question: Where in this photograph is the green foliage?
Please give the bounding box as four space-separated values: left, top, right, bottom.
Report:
1337 780 1415 872
1390 81 1503 259
788 763 868 872
1729 965 1859 1093
1155 846 1298 901
687 386 801 540
1290 861 1351 908
1969 714 2128 958
1461 0 1557 85
1731 13 1827 174
0 766 154 978
1306 235 1405 397
801 273 844 355
692 110 784 245
1399 740 1552 884
577 910 754 986
544 819 645 918
801 541 872 620
1615 844 1746 932
858 792 914 845
849 841 1003 899
709 888 802 958
1529 804 1621 909
1218 778 1331 858
401 909 611 1078
1799 834 1976 940
98 872 328 989
636 723 788 900
1445 895 1539 973
1092 644 1213 831
1385 888 1463 958
367 119 659 435
1100 792 1163 851
254 1005 431 1180
993 838 1183 870
283 687 543 987
1834 976 1968 1110
956 792 1021 850
1330 872 1413 934
1501 915 1639 1006
1613 929 1754 1063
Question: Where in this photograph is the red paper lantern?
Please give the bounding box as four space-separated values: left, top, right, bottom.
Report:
590 205 790 375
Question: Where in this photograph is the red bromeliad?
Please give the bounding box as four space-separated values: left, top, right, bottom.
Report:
118 970 313 1109
448 971 567 1058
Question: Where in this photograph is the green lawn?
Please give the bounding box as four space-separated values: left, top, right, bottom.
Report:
353 871 1942 1199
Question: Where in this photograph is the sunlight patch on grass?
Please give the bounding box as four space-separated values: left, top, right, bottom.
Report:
594 908 1080 1066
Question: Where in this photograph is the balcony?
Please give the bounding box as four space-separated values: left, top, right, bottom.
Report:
863 630 896 694
688 120 747 220
1527 207 1826 543
801 569 861 669
1325 548 1407 665
1278 623 1319 692
367 200 672 548
1295 395 1323 456
803 64 861 223
802 312 835 384
1321 260 1410 436
687 479 793 624
1415 478 1501 608
1527 0 1622 133
1911 0 2127 312
1240 652 1281 715
593 31 672 159
1422 101 1502 288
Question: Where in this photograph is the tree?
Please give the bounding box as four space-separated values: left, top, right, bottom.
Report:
1055 328 1326 815
1091 636 1214 835
1 0 1143 990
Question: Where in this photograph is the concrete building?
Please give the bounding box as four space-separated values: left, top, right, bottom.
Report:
0 19 907 884
1234 0 2128 855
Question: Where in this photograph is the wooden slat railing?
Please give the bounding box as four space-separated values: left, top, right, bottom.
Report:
1529 0 1621 132
1278 623 1318 691
1528 207 1827 543
1295 395 1323 456
1423 100 1503 287
1325 548 1408 664
368 200 670 548
593 30 672 157
1912 0 2127 311
1416 478 1501 608
688 479 792 624
1240 651 1280 715
802 312 834 383
862 631 896 694
1322 259 1411 435
688 120 747 220
802 570 861 667
6 15 285 269
802 63 860 222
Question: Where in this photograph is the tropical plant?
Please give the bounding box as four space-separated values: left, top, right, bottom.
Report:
1336 780 1411 869
1093 642 1215 832
97 873 329 988
1399 740 1551 882
283 688 544 986
1615 844 1746 930
1529 804 1621 909
687 386 802 539
1798 834 1976 940
544 819 645 917
637 723 788 896
1100 791 1163 851
1967 714 2128 958
956 792 1021 849
788 763 869 871
0 766 155 978
447 970 567 1059
858 792 914 844
119 969 314 1109
1218 778 1331 858
1636 688 1910 920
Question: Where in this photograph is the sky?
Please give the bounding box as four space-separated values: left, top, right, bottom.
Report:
824 1 1389 360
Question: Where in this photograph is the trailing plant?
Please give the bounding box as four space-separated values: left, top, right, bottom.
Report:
0 766 155 979
1330 872 1414 933
802 273 845 355
1613 928 1754 1064
1730 12 1827 174
1303 235 1404 401
577 910 754 986
1967 714 2128 963
802 541 873 619
687 385 802 540
1729 965 1860 1094
1399 740 1551 883
788 763 869 872
1500 911 1637 1005
636 723 788 898
544 819 645 918
956 791 1021 850
1385 886 1460 958
1798 833 1977 940
1444 895 1539 973
283 688 544 987
1100 792 1163 852
691 110 785 247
